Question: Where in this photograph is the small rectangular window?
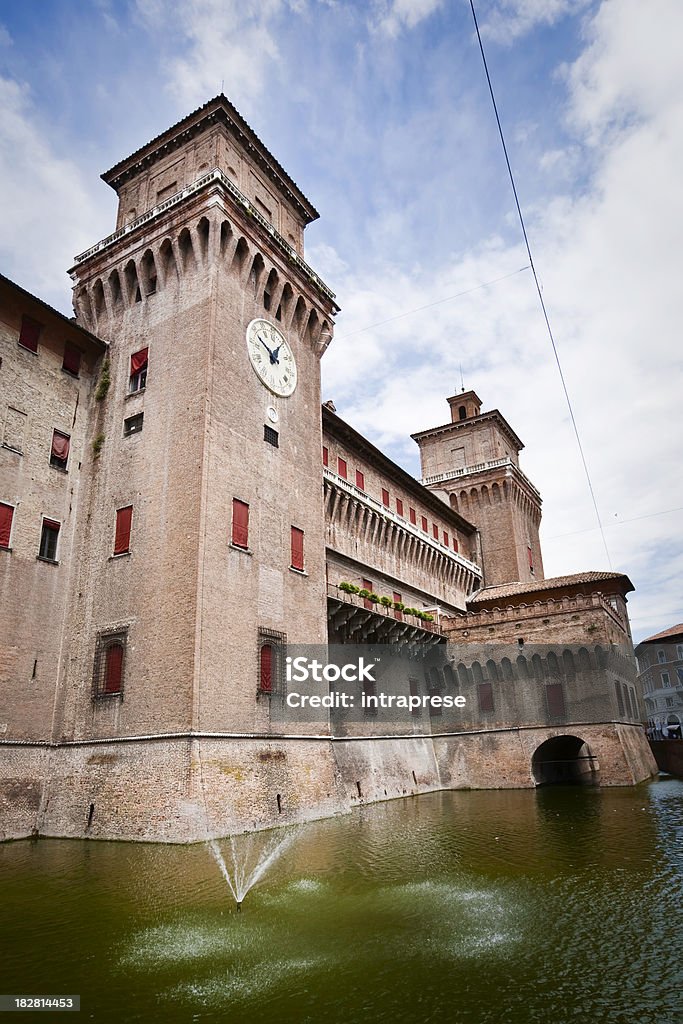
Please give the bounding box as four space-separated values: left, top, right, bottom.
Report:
409 677 421 716
421 516 428 532
114 505 133 555
0 502 14 549
382 488 390 507
477 682 494 713
123 413 144 436
264 425 279 447
453 536 459 553
93 631 127 699
322 446 329 467
337 457 347 479
545 682 566 718
615 680 625 717
39 519 60 561
528 545 534 573
355 469 365 490
232 498 249 549
50 430 70 470
396 498 404 517
291 526 304 571
62 343 82 376
444 531 449 547
409 507 416 525
657 650 666 663
662 672 670 687
18 315 41 353
393 591 402 621
129 347 148 393
432 523 439 540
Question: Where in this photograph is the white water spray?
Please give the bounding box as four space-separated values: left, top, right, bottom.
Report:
208 828 300 908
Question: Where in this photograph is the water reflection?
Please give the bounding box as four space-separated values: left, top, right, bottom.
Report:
0 780 681 1024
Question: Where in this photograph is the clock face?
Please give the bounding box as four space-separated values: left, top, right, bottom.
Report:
246 319 297 397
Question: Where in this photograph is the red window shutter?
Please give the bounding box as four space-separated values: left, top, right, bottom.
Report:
478 682 494 713
105 644 123 693
396 498 404 517
51 430 70 462
382 488 390 507
409 508 416 525
362 578 373 610
444 531 449 547
337 457 347 479
114 505 133 555
43 518 60 531
130 347 149 374
291 526 304 570
421 516 427 532
0 503 13 548
546 683 566 718
19 315 41 352
62 343 81 375
355 469 365 490
453 537 459 552
432 523 438 539
232 499 249 548
393 591 402 621
260 644 273 692
322 446 329 467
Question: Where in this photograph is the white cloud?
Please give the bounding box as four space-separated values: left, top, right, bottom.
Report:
319 0 683 638
135 0 294 112
0 76 109 312
482 0 591 44
371 0 444 37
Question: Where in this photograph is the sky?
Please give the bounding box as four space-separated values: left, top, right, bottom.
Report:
0 0 681 642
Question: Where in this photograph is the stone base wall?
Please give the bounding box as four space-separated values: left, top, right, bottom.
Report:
0 723 658 843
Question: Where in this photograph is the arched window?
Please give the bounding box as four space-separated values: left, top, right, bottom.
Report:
93 632 127 699
258 628 285 695
459 405 467 420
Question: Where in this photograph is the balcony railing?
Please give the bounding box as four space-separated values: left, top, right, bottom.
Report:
71 168 337 305
421 458 541 498
327 583 445 646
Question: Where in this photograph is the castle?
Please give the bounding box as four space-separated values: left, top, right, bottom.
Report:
0 96 656 843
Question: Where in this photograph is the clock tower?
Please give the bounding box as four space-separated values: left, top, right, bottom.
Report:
50 96 341 838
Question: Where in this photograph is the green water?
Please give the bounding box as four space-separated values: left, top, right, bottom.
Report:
1 780 682 1023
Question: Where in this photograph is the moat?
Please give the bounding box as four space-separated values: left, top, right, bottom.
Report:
1 780 681 1023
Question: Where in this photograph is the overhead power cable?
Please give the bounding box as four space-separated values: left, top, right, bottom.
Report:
468 0 612 570
545 506 683 541
337 265 529 339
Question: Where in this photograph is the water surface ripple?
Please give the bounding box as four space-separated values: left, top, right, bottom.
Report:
1 780 681 1023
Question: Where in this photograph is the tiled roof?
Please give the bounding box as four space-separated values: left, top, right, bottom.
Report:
467 571 634 605
101 94 318 221
640 623 683 644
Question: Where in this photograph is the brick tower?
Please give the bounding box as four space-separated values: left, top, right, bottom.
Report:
44 95 341 838
411 391 543 587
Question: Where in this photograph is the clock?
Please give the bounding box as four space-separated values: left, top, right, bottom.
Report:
246 318 297 397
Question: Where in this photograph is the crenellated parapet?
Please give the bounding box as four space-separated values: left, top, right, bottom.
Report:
69 169 337 355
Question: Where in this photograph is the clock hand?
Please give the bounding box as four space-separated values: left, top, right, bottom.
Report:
258 333 281 364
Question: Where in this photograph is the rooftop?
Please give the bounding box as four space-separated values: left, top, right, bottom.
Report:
467 571 635 606
639 623 683 645
102 94 319 224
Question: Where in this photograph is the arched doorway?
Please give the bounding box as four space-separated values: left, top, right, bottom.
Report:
531 735 598 786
